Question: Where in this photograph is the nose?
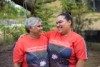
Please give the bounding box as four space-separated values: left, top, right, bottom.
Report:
56 23 60 27
40 26 43 30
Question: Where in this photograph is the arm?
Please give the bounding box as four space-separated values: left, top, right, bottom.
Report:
42 31 50 40
42 30 55 39
13 40 24 67
76 60 85 67
74 36 88 67
13 62 21 67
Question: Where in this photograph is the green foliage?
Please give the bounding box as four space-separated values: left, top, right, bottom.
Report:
0 25 26 45
60 0 74 12
35 0 55 4
9 26 26 41
0 0 57 45
60 0 92 35
0 1 26 19
33 0 56 31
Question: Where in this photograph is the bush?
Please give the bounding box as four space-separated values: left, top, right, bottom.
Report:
0 25 26 45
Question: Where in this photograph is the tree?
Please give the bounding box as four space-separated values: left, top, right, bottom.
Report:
0 0 57 31
0 0 6 10
11 0 57 31
60 0 93 35
11 0 56 15
0 0 56 15
11 0 36 15
0 1 27 19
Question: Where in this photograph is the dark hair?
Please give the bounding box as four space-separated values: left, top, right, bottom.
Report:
25 25 30 33
59 11 73 27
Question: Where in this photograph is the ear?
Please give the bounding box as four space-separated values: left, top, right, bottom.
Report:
68 20 71 25
29 26 32 32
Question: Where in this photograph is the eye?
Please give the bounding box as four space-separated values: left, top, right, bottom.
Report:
37 25 42 27
56 20 63 24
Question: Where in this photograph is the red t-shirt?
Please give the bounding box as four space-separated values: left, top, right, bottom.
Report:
44 30 88 67
13 35 49 67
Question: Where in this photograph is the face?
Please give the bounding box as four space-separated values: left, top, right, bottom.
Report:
56 15 71 35
29 22 43 36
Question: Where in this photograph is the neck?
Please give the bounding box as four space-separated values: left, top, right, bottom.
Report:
29 33 40 39
61 28 72 36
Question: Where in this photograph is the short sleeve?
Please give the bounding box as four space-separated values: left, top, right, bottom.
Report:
43 31 51 39
13 40 25 63
74 36 88 60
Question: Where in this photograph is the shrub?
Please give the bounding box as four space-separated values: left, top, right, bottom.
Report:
0 25 26 45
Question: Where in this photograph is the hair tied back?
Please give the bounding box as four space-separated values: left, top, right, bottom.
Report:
65 10 71 16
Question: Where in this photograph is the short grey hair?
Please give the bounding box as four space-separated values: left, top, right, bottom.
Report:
25 17 42 33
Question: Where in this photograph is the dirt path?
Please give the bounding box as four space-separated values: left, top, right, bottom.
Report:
0 51 13 67
0 45 13 67
85 50 100 67
0 45 100 67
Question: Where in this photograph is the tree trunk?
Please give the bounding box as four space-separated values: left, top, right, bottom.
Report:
11 0 36 15
0 0 5 10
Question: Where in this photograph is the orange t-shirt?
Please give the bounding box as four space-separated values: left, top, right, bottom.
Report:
13 35 49 67
44 30 88 67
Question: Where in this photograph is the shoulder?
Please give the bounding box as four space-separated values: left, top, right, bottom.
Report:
41 34 48 39
71 31 85 43
17 34 28 43
14 35 28 50
72 31 84 39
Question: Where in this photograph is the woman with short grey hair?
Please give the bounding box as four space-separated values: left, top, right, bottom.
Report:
13 17 49 67
25 17 42 33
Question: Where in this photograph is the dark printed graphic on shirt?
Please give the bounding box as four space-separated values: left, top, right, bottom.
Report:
48 44 72 67
26 51 49 67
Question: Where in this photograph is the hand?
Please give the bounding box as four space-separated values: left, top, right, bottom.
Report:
13 62 21 67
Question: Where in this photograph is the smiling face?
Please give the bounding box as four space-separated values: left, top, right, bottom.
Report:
30 22 43 36
56 15 72 35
